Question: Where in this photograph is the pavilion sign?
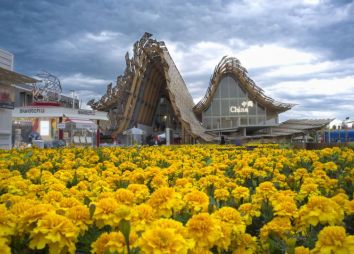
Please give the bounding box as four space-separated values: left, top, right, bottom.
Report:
229 100 254 114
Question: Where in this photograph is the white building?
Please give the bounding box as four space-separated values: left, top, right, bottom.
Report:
0 48 36 149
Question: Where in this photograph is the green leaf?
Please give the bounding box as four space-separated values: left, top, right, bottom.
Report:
118 219 131 253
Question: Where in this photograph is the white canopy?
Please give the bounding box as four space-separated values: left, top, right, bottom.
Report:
123 127 144 135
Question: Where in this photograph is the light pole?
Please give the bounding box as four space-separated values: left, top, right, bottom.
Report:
70 90 75 109
343 117 350 143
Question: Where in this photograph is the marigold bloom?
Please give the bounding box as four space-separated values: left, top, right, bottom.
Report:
186 213 222 249
127 184 150 203
294 246 310 254
139 220 194 254
0 205 15 237
66 205 92 234
19 204 54 233
260 217 292 241
297 196 343 228
29 213 78 254
184 190 209 213
253 181 277 203
114 188 135 205
26 167 41 181
232 233 258 254
239 203 261 225
93 197 119 228
148 187 183 217
214 188 230 202
0 237 11 254
212 207 246 235
312 226 354 254
232 186 250 202
91 231 130 254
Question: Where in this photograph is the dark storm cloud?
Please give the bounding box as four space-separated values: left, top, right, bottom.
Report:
0 0 353 118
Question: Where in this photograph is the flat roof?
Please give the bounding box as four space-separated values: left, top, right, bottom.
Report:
0 67 37 85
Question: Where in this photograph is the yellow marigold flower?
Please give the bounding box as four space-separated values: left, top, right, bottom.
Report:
139 220 194 254
43 190 63 204
294 168 309 181
214 188 230 202
297 196 343 229
253 181 277 203
272 195 298 218
323 161 338 172
114 188 135 205
260 217 292 241
312 226 354 254
91 231 131 254
93 197 119 228
0 205 15 237
297 182 320 201
132 204 155 232
150 174 169 189
148 187 183 217
331 193 349 208
187 213 222 249
239 203 261 225
59 197 81 209
0 237 11 254
66 205 92 234
175 178 193 188
19 204 54 233
232 233 258 254
212 207 246 235
152 219 190 238
29 213 78 254
127 184 150 203
26 167 41 181
232 186 250 202
294 246 310 254
115 204 135 223
184 190 209 213
345 199 354 215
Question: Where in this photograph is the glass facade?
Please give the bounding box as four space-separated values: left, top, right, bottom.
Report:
202 75 270 130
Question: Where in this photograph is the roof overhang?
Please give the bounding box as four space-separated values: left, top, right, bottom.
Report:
0 67 37 85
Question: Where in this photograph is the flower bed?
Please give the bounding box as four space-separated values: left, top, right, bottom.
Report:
0 145 353 253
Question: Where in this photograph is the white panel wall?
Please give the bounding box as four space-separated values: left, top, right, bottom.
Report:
0 49 14 71
0 108 12 149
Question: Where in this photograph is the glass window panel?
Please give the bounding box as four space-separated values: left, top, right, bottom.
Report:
210 100 220 116
257 104 266 115
231 117 239 127
240 117 248 126
257 116 266 125
219 77 229 98
212 118 219 129
221 100 230 116
229 78 238 98
240 86 247 97
249 117 257 125
221 118 231 129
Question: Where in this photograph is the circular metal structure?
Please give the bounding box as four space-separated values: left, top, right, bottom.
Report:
33 71 62 102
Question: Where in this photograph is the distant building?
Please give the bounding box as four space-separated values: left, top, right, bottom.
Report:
12 83 79 108
0 48 14 71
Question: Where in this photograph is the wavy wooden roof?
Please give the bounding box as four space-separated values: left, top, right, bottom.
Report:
90 33 214 141
193 56 295 114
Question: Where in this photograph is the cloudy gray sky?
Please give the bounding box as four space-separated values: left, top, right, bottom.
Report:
1 0 353 122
